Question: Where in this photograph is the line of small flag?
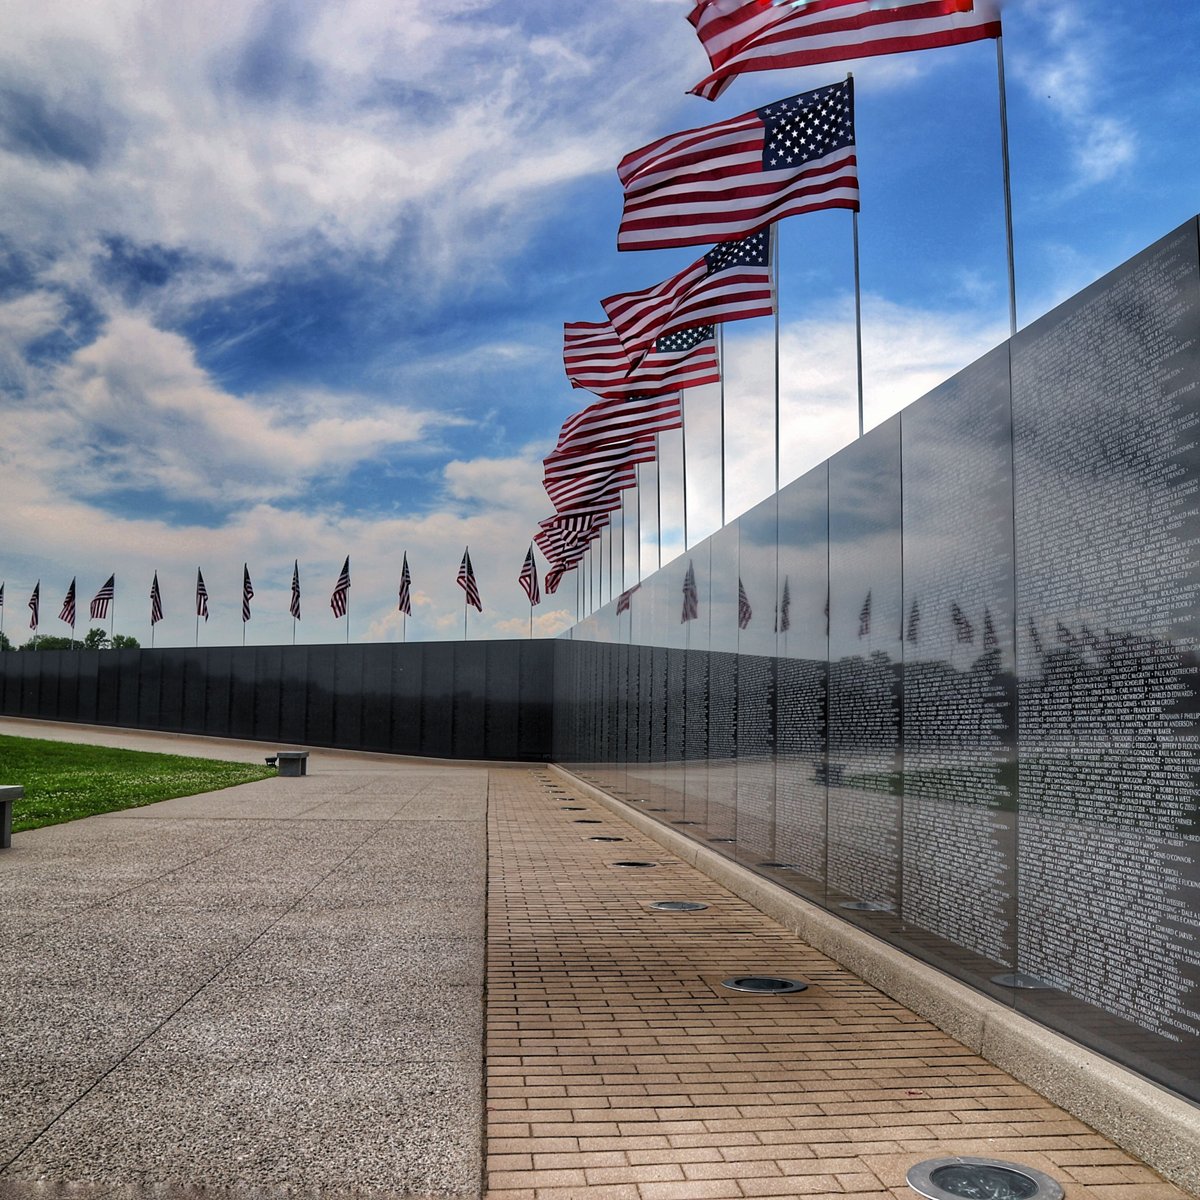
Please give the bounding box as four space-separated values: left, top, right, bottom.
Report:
3 543 553 636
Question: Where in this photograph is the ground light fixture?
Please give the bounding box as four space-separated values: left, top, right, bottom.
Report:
840 900 894 912
588 836 625 842
907 1158 1064 1200
611 860 658 868
721 976 808 994
648 900 708 912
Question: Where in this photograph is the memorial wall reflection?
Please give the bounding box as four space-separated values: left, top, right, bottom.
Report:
558 219 1200 1105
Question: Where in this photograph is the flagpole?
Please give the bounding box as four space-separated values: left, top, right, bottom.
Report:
654 435 663 571
853 209 865 438
771 220 781 493
635 464 643 583
681 395 689 551
620 492 627 595
718 325 727 527
996 36 1018 337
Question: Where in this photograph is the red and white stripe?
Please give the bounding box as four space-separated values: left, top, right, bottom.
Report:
555 394 682 457
617 97 857 252
602 232 773 366
688 0 1000 101
564 321 720 396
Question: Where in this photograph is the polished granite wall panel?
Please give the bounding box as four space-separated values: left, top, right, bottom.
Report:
1011 218 1200 1096
775 465 830 896
899 345 1018 977
827 416 903 910
736 495 779 861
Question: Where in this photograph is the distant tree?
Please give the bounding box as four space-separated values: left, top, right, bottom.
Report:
0 630 11 651
111 634 141 649
82 627 110 649
20 635 79 650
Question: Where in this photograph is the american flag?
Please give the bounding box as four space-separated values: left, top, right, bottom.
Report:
564 322 720 399
0 582 4 609
28 581 39 630
59 578 76 627
545 457 644 513
150 572 163 626
242 565 254 623
858 589 871 637
775 574 791 633
457 548 483 612
681 560 699 623
951 601 974 643
519 543 541 606
689 0 1001 102
617 79 858 252
603 228 774 367
616 583 641 615
544 438 659 508
737 577 753 630
552 397 680 459
90 575 115 621
330 556 351 618
398 552 412 616
196 569 209 621
545 564 568 595
290 561 301 621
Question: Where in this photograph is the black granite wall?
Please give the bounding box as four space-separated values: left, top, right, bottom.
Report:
558 219 1200 1106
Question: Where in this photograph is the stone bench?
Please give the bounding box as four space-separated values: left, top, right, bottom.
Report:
0 785 22 849
275 751 309 778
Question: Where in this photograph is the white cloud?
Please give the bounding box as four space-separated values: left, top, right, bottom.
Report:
1010 0 1136 190
3 314 461 506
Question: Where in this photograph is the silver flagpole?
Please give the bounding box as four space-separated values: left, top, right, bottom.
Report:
607 515 613 605
996 37 1018 337
620 492 627 594
635 464 643 583
771 221 781 493
681 393 689 551
655 434 663 570
853 210 865 438
718 326 727 527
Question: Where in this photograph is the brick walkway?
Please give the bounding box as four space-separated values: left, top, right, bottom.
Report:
485 769 1188 1200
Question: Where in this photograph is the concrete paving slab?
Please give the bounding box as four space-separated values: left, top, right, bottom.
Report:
3 1059 481 1196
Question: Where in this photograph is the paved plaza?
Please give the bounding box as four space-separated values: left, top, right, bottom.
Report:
0 719 1192 1200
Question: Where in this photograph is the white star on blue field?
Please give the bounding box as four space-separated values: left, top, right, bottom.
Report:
1 1 1197 647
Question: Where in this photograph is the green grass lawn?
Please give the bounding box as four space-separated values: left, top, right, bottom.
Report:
0 734 276 833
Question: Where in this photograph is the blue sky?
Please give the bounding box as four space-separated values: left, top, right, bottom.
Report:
1 0 1197 647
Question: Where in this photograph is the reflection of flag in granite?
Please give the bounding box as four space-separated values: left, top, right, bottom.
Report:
857 590 871 637
616 584 641 615
906 598 920 642
951 601 974 643
983 607 999 649
1028 617 1044 657
775 575 791 633
681 561 699 623
737 577 752 630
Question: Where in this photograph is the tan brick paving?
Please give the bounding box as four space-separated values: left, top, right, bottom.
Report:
485 769 1194 1200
